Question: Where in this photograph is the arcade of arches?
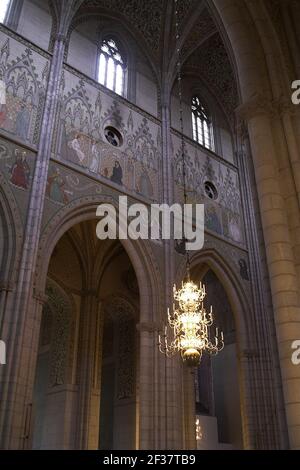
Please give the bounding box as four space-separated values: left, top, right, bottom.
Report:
0 0 300 450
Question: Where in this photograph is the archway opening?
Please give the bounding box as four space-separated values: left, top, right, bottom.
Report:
193 267 243 449
31 219 139 450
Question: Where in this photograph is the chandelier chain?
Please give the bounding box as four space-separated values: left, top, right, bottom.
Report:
174 0 190 274
158 1 224 368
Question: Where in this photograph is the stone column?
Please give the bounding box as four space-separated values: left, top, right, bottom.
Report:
160 88 185 449
237 126 288 448
138 323 156 450
183 368 196 449
239 98 300 449
76 293 102 450
0 14 72 448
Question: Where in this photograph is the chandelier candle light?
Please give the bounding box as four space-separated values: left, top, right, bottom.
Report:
159 272 224 367
158 0 224 368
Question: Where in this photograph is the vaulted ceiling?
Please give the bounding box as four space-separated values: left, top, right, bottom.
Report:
69 0 239 123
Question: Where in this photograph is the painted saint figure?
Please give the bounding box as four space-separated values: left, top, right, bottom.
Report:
68 134 85 164
138 164 153 198
10 150 30 189
15 104 30 141
89 139 100 173
206 205 222 235
46 168 69 204
126 157 135 191
110 161 123 185
228 212 241 242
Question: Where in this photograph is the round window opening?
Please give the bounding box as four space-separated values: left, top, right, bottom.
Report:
104 126 123 147
204 181 218 200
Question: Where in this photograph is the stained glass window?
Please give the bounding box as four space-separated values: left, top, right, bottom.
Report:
192 96 214 151
98 37 126 96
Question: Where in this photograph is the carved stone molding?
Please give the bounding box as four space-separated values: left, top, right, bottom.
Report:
236 93 300 122
236 94 275 121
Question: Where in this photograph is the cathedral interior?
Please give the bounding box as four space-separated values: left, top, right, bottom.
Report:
0 0 300 451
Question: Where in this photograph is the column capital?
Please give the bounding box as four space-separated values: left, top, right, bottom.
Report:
236 93 300 122
236 93 275 121
54 33 67 45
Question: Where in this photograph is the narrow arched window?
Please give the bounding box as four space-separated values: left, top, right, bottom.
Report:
98 37 126 96
192 96 214 151
0 0 11 24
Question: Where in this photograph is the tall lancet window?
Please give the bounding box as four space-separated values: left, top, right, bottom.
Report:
0 0 11 24
192 96 214 151
98 37 126 96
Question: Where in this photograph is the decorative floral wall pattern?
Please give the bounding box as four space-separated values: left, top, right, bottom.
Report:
42 279 75 387
172 133 245 246
54 70 162 202
0 32 49 146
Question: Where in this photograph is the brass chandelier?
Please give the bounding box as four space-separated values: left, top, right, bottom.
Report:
159 271 224 367
159 0 224 367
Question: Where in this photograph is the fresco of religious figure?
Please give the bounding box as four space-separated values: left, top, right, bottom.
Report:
138 164 153 199
205 204 222 235
110 161 123 185
15 104 30 141
102 167 109 178
46 168 69 204
126 157 135 191
68 134 86 165
89 139 100 173
10 150 30 189
228 212 241 242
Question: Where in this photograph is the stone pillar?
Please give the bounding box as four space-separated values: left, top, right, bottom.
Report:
237 126 288 448
183 368 196 449
0 13 73 448
138 324 156 450
239 99 300 449
160 89 185 449
76 293 102 449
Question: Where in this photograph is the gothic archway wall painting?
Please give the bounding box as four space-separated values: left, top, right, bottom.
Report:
0 32 49 146
55 71 161 203
173 134 244 246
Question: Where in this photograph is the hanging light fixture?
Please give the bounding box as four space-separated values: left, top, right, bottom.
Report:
159 271 224 367
158 0 224 367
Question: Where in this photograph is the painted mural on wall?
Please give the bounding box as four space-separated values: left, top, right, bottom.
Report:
53 71 161 202
0 137 37 227
45 160 106 207
0 139 34 186
173 135 245 246
0 32 48 145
